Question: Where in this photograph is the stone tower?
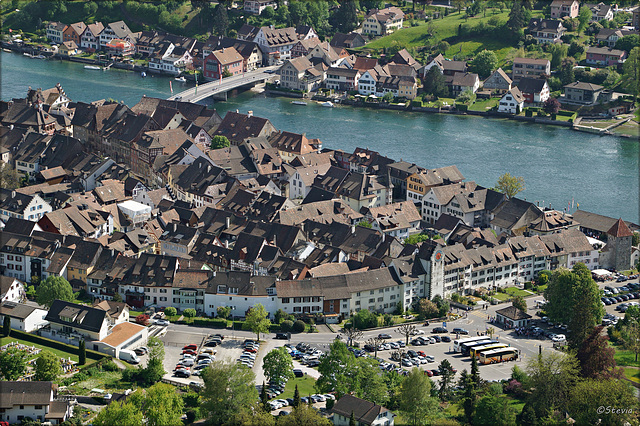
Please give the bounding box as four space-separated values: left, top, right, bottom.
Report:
602 218 633 271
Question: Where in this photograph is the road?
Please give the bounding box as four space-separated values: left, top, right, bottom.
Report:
167 66 279 103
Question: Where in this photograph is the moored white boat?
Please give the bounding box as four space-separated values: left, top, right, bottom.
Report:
175 76 187 82
84 65 101 70
291 100 307 106
320 101 334 108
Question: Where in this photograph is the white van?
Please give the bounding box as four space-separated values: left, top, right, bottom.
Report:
119 349 140 364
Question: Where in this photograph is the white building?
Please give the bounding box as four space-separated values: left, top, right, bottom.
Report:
244 0 278 15
203 271 278 319
0 275 25 303
93 321 148 358
0 301 49 332
289 164 331 200
498 87 525 114
0 190 52 222
117 200 152 228
0 381 73 425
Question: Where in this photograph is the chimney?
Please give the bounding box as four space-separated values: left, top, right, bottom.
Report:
247 110 253 117
351 225 355 234
173 222 178 232
224 240 229 249
11 190 16 198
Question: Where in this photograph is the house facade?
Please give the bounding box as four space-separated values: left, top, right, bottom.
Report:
550 0 579 18
585 46 627 67
203 47 244 80
528 19 566 44
244 0 278 15
362 7 404 36
0 381 73 425
46 22 67 44
563 82 604 105
512 58 551 80
498 87 525 114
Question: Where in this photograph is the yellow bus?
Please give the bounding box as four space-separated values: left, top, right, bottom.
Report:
479 347 519 365
469 343 509 358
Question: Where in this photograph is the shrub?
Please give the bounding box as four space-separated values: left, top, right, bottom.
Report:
101 360 119 372
164 307 177 317
281 320 294 332
292 320 306 333
186 410 196 423
183 308 197 318
73 372 89 382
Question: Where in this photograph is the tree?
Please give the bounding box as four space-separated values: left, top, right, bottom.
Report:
432 295 450 317
567 41 585 58
183 308 197 318
417 298 439 319
147 336 164 362
495 172 525 198
458 370 477 423
543 97 561 115
558 57 576 85
512 295 527 313
213 2 229 36
201 360 259 422
577 6 592 34
615 34 640 53
526 351 580 418
330 0 358 33
35 350 62 381
506 0 525 37
260 381 269 412
621 47 639 95
0 163 21 190
0 347 28 380
437 359 455 401
382 91 395 102
576 325 620 379
136 314 150 326
357 358 390 405
396 324 417 346
112 292 123 302
474 393 516 425
210 134 231 150
568 378 639 425
470 355 481 388
351 309 378 329
278 405 332 426
399 368 440 425
292 319 305 333
36 275 74 308
3 314 10 337
78 340 86 366
435 40 450 55
164 306 177 317
423 66 449 98
216 305 231 319
366 336 384 358
263 347 294 386
456 89 476 105
548 43 568 70
316 340 358 398
293 384 301 408
245 304 271 340
471 50 498 79
620 313 640 362
143 383 184 426
93 401 143 426
275 2 290 25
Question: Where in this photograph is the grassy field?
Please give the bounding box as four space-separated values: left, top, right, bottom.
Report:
613 345 640 368
66 371 125 395
623 367 640 384
279 375 317 400
1 336 79 362
610 120 640 138
504 287 533 297
469 97 499 112
425 98 455 107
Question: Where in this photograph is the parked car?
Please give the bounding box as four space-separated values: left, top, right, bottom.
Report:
552 334 566 342
174 369 191 378
275 332 289 340
156 319 170 326
183 344 198 351
441 336 451 343
378 333 392 339
452 328 469 335
432 327 448 334
293 369 304 378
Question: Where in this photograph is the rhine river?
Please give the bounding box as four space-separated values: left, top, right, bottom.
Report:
2 51 638 222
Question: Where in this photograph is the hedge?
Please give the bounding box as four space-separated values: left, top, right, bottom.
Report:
230 321 281 332
191 318 228 328
9 329 107 361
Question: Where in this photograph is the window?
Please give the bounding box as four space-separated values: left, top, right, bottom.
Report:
294 297 301 303
282 298 290 303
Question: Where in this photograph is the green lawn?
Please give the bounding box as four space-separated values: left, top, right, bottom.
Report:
425 98 455 108
279 375 317 400
468 97 500 112
623 367 640 384
492 292 510 302
1 336 79 362
445 36 515 66
536 285 548 294
613 345 640 368
504 287 533 297
66 371 125 395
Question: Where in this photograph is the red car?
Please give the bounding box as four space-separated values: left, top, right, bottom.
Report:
183 344 198 351
182 349 197 355
424 369 434 377
244 347 257 353
417 351 426 357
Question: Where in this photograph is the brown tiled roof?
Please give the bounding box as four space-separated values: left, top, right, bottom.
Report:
607 218 633 238
100 322 145 347
211 46 243 65
331 394 392 426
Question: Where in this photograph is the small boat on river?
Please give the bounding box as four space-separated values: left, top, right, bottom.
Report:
141 71 147 78
84 65 101 70
175 76 187 82
291 100 307 106
320 101 335 108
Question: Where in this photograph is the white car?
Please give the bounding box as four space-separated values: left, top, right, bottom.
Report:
412 329 425 335
552 334 566 342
